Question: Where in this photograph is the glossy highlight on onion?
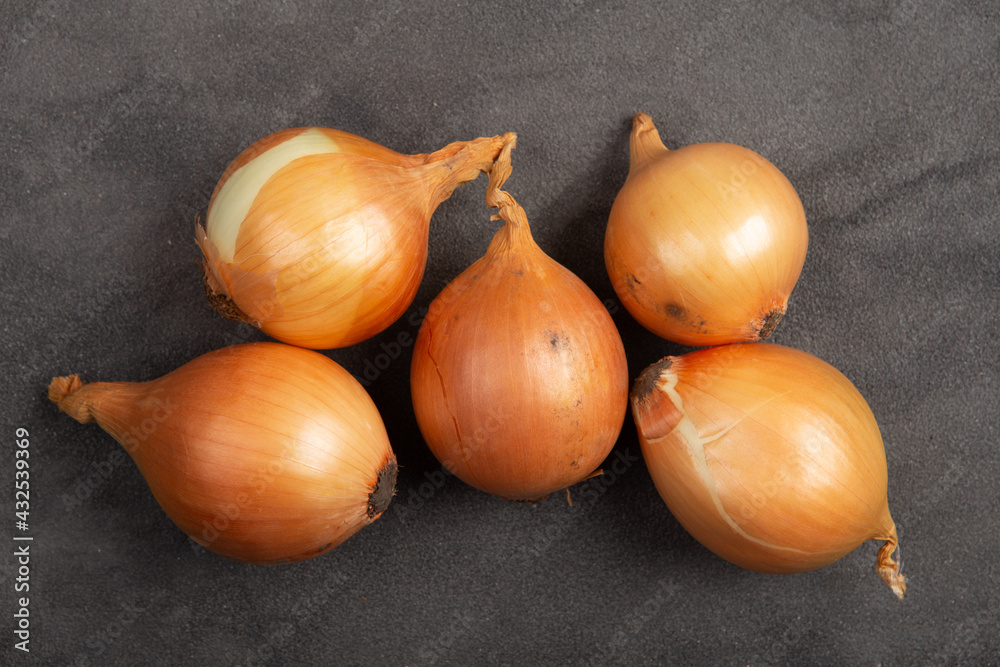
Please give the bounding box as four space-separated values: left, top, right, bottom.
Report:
49 343 397 564
197 126 514 349
606 113 808 347
410 137 630 501
630 343 905 598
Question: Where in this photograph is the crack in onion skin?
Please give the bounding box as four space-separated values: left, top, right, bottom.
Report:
605 113 808 347
197 127 515 349
410 137 630 502
48 343 396 564
630 343 905 599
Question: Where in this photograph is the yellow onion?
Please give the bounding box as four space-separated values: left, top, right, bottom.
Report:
410 137 629 501
605 113 808 346
48 343 396 564
630 343 905 598
197 127 514 349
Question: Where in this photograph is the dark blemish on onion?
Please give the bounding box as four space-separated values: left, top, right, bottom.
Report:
545 329 570 351
623 274 643 301
367 458 398 520
317 542 332 553
667 304 684 318
631 357 674 404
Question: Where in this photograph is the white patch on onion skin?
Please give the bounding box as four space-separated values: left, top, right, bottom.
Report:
206 128 341 262
653 372 806 554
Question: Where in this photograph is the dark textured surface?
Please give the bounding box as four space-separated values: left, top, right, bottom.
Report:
2 1 998 665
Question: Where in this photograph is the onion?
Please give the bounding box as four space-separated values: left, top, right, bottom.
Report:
630 343 905 598
48 343 396 564
410 137 629 501
197 127 514 349
605 113 808 347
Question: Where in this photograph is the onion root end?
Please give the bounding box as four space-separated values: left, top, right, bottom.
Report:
202 269 256 327
367 458 398 520
756 308 785 340
630 357 674 405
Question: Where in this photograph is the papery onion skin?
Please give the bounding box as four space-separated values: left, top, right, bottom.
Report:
410 138 630 501
197 127 514 349
605 113 808 347
630 343 905 599
49 343 396 564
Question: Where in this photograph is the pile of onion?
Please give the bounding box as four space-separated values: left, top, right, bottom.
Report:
605 113 808 347
197 126 514 349
52 108 908 603
630 343 905 598
410 137 629 501
49 343 396 564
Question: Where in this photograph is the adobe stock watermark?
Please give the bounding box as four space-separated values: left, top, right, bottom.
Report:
69 589 168 666
60 395 177 511
237 571 349 667
414 609 478 666
606 245 675 314
199 219 401 352
685 340 745 393
407 444 637 666
189 441 295 555
893 0 925 27
845 457 965 595
357 307 423 388
12 428 33 654
391 412 638 537
930 607 998 665
750 616 808 666
351 0 405 50
892 458 962 543
392 404 510 523
716 153 769 200
355 264 503 389
587 576 679 666
734 465 792 524
73 87 145 160
516 447 641 563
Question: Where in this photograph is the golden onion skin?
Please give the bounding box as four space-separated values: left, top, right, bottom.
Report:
197 127 512 349
49 343 397 564
411 138 630 501
631 343 905 598
606 113 808 347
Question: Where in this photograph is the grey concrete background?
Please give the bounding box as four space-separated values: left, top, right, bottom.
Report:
2 1 998 664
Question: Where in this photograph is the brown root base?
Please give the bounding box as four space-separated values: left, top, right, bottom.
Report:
202 271 254 325
757 308 785 340
506 495 550 505
630 357 674 403
368 458 398 520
